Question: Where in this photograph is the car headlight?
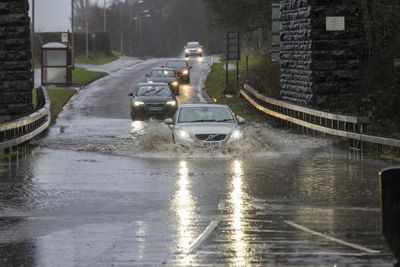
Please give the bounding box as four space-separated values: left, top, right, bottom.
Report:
230 129 242 140
198 48 202 52
148 80 154 84
177 130 192 140
166 100 176 106
182 69 189 75
171 81 179 87
134 101 145 107
185 49 189 53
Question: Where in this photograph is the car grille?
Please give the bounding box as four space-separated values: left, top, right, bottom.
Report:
195 134 227 141
189 50 198 53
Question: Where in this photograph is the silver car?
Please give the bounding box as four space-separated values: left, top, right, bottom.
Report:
164 103 245 148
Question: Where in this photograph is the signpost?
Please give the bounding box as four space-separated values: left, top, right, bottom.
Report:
224 32 240 96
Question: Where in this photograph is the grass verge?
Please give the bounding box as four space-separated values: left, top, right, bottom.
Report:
75 51 119 65
72 67 106 85
47 88 77 123
204 62 269 123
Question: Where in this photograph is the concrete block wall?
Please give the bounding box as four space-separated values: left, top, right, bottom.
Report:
0 0 33 118
280 0 363 107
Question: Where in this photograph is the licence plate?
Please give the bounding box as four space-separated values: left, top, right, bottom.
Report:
201 142 220 148
148 107 163 111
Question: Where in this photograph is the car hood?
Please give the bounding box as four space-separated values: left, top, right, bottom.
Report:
173 68 186 72
177 123 237 135
148 77 176 83
134 96 174 103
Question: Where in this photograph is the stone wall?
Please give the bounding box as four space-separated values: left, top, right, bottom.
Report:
0 0 32 119
280 0 363 107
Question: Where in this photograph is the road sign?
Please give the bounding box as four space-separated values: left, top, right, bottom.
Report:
226 32 240 61
61 32 69 43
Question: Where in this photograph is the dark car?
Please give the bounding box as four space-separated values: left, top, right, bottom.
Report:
165 60 192 84
146 68 180 95
129 83 178 120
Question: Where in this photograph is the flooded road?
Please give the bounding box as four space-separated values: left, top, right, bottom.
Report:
0 57 396 266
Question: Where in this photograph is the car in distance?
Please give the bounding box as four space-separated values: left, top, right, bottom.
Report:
164 103 245 148
165 59 192 84
184 41 203 57
129 83 178 120
146 68 180 95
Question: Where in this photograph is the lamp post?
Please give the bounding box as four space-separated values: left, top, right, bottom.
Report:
31 0 35 86
85 0 89 61
133 10 151 57
71 0 75 69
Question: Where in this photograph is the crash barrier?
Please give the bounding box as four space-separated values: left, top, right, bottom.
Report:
0 87 50 152
241 84 400 158
380 167 400 266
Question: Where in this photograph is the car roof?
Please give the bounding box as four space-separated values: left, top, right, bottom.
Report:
179 103 230 109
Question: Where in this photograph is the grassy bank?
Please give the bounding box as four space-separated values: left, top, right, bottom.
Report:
204 62 269 123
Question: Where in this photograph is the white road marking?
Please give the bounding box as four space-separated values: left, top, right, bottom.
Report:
197 251 372 257
284 220 380 254
184 221 219 254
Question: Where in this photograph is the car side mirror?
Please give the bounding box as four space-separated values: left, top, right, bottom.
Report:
164 118 174 125
128 93 133 97
161 65 165 68
189 66 192 69
184 46 187 49
146 74 149 77
237 116 246 125
200 45 203 48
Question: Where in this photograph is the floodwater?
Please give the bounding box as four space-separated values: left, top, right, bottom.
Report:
0 57 396 266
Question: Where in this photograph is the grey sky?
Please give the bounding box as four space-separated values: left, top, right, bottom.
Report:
28 0 104 32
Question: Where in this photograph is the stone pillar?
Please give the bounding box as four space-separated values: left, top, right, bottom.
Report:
280 0 363 107
0 0 33 120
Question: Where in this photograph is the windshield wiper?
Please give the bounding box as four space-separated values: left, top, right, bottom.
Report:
186 119 216 123
154 88 165 95
141 89 155 96
216 119 235 122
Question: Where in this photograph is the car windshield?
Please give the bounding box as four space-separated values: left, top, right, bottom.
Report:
187 43 200 48
166 61 187 68
150 69 175 78
136 85 171 96
178 107 235 123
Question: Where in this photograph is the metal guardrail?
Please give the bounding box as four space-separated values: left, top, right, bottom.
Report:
0 87 51 151
241 84 400 156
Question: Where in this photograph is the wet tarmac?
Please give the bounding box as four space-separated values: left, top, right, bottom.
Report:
0 57 396 266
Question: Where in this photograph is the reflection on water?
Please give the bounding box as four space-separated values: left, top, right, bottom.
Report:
228 160 250 267
130 120 145 135
172 161 196 265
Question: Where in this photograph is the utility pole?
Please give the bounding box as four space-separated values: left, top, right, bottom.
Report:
71 0 75 69
85 0 89 61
